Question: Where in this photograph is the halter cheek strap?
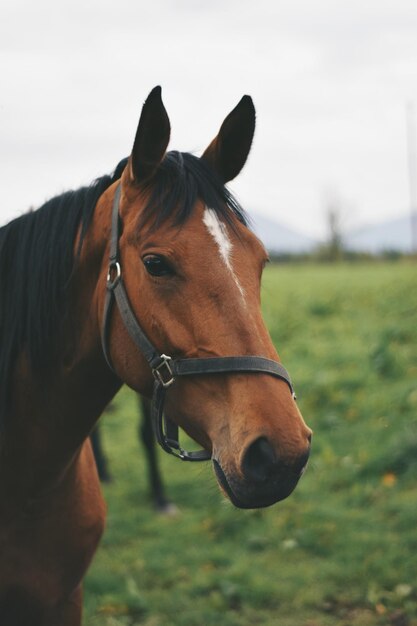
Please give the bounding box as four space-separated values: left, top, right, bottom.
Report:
101 184 296 462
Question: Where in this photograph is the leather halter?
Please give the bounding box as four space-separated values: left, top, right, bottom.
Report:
101 184 296 461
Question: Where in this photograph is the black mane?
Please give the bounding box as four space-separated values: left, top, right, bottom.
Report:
0 159 126 430
0 152 247 430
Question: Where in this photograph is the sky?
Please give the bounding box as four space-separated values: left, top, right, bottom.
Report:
1 0 417 238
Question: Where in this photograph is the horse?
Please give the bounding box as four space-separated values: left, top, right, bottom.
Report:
0 86 312 625
90 395 175 513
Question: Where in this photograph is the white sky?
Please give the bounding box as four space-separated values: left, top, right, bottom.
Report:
1 0 417 237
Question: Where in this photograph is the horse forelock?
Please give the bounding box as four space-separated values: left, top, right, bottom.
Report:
136 151 249 233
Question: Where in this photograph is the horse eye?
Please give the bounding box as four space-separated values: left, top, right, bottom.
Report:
143 255 173 277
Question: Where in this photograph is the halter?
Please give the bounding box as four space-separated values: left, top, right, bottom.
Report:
101 184 296 462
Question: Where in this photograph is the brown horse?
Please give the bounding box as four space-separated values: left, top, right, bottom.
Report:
0 87 312 625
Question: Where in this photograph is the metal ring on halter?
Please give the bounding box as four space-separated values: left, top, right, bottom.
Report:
107 261 121 288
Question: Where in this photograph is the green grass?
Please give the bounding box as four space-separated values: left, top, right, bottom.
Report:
84 261 417 626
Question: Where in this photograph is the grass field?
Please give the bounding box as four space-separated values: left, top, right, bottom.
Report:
84 262 417 626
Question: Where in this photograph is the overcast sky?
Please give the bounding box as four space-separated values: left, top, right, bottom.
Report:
1 0 417 238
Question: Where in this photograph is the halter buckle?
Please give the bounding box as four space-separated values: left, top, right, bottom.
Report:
152 354 175 388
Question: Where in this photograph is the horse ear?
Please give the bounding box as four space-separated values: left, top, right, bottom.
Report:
201 95 255 183
130 86 171 184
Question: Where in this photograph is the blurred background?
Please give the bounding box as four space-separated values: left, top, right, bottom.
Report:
1 1 417 625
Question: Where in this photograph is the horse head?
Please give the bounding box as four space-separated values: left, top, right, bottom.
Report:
100 87 312 509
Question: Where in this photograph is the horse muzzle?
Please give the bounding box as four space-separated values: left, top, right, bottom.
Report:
213 436 311 509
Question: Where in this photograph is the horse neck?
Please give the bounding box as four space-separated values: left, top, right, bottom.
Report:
1 189 122 501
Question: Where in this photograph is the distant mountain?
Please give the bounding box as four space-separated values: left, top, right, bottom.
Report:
251 212 317 254
252 211 415 255
344 214 415 253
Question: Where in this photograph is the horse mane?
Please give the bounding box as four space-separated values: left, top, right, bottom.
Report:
0 158 127 431
0 151 247 430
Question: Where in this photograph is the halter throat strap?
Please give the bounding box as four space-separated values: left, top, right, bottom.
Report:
101 184 296 462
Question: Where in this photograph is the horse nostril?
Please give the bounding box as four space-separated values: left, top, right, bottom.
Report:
242 437 311 484
242 437 277 483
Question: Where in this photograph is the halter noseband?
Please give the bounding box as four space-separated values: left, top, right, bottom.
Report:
101 184 296 462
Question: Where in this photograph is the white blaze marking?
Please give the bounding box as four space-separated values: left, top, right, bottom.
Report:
203 208 245 298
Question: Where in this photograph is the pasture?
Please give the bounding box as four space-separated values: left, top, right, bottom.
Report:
84 261 417 626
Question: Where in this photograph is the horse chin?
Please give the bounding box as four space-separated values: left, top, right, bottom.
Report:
212 459 299 510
